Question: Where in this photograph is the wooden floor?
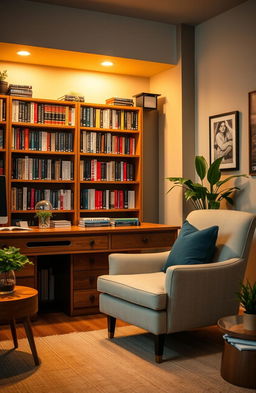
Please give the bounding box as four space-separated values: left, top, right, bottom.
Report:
0 312 127 341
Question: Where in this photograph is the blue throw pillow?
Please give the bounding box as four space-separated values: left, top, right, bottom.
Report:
162 220 219 272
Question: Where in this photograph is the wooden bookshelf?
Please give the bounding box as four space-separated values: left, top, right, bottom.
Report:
8 96 77 226
2 96 143 226
0 95 9 221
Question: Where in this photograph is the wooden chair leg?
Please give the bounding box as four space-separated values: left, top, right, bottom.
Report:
22 316 40 366
107 315 116 339
9 318 18 349
154 334 165 363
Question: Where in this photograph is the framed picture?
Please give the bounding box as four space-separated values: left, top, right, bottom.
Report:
249 90 256 175
209 111 239 170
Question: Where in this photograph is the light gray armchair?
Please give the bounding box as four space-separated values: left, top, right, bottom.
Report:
97 210 256 362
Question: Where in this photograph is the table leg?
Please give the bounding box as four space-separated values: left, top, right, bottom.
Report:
9 318 18 349
22 316 40 366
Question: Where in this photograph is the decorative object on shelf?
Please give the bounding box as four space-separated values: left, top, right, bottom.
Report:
35 200 53 228
0 70 8 94
8 84 32 97
58 94 84 102
249 90 256 175
105 97 134 106
209 111 239 170
167 155 248 209
237 280 256 330
0 246 32 294
133 92 160 110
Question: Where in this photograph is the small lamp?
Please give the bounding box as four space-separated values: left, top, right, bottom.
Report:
133 93 161 110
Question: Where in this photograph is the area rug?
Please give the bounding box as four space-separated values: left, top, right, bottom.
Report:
0 326 251 393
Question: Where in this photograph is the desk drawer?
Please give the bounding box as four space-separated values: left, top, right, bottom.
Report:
111 231 175 250
73 290 99 308
74 270 108 290
73 253 108 271
4 235 109 254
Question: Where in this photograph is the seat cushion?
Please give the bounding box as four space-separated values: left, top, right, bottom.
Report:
162 220 219 272
97 272 167 310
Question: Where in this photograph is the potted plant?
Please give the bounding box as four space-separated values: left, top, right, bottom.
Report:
167 156 248 209
0 246 32 294
237 280 256 330
35 200 53 228
0 70 8 94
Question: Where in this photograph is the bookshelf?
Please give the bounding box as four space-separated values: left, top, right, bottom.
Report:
1 96 143 226
8 97 77 226
78 103 143 222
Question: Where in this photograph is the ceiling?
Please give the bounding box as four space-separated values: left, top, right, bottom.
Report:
28 0 247 25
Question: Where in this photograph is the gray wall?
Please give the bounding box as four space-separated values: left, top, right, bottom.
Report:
195 0 256 281
0 0 177 64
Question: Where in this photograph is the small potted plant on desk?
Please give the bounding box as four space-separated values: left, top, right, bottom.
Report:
0 70 8 94
237 280 256 330
0 246 33 294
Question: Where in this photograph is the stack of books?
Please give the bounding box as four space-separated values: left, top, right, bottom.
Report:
105 97 134 106
111 217 140 226
79 217 111 227
58 94 84 102
8 84 33 97
50 220 71 228
223 334 256 351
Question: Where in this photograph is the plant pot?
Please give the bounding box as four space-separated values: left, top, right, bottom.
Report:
0 81 8 94
0 270 16 294
38 215 51 228
243 312 256 331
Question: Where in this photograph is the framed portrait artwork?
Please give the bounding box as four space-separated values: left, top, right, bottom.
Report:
209 111 239 170
249 90 256 175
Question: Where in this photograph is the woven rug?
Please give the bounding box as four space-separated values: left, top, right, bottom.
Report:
0 326 251 393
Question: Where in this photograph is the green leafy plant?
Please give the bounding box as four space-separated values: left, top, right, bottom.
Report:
237 280 256 314
36 210 52 224
0 246 32 272
0 70 8 82
167 156 248 209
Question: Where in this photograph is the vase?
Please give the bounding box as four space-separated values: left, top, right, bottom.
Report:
0 270 16 294
243 312 256 331
38 215 51 228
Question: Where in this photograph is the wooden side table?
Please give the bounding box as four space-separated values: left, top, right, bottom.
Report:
0 285 39 365
218 315 256 389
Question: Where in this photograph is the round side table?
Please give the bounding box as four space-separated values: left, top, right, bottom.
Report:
0 285 39 365
218 315 256 389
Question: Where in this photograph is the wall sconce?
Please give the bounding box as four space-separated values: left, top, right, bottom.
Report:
133 92 161 110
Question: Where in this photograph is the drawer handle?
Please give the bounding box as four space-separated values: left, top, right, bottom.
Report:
89 295 95 303
142 237 149 243
90 240 95 247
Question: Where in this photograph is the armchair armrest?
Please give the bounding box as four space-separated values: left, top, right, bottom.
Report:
109 251 170 274
165 258 246 333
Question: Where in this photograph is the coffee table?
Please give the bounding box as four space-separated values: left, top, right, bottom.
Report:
218 315 256 388
0 286 39 365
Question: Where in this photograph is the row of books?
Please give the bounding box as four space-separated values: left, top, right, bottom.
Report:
80 189 135 210
80 159 135 182
0 98 6 121
8 84 32 97
12 100 76 126
11 187 73 210
12 157 74 180
0 128 4 148
80 131 136 155
12 128 73 152
105 97 134 107
38 267 55 302
79 217 139 227
80 107 138 130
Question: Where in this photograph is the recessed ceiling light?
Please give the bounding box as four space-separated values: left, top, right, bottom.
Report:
101 61 114 67
17 50 31 56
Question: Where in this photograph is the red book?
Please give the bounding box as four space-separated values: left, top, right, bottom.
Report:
98 190 103 209
30 188 35 210
24 128 29 150
119 190 124 209
97 161 101 181
123 162 127 181
34 103 38 123
95 190 99 209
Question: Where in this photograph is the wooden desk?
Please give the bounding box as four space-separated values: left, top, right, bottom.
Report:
0 223 178 316
0 286 39 366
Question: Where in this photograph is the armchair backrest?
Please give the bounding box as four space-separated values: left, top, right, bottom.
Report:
187 209 256 262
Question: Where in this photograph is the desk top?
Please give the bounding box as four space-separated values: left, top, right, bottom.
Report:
0 222 179 237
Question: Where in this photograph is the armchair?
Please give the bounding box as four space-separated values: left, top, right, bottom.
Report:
97 210 256 362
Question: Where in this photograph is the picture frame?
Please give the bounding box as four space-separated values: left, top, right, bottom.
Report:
209 111 239 170
249 90 256 175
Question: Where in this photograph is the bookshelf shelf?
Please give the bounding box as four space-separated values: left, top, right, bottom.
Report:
11 150 75 155
79 152 139 158
12 122 75 129
11 209 75 213
80 180 139 184
80 126 140 134
11 179 75 183
79 208 140 213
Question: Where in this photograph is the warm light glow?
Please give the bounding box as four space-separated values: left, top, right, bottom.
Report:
101 61 114 67
17 50 31 56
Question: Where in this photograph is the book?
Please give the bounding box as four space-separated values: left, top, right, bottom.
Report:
0 226 32 231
